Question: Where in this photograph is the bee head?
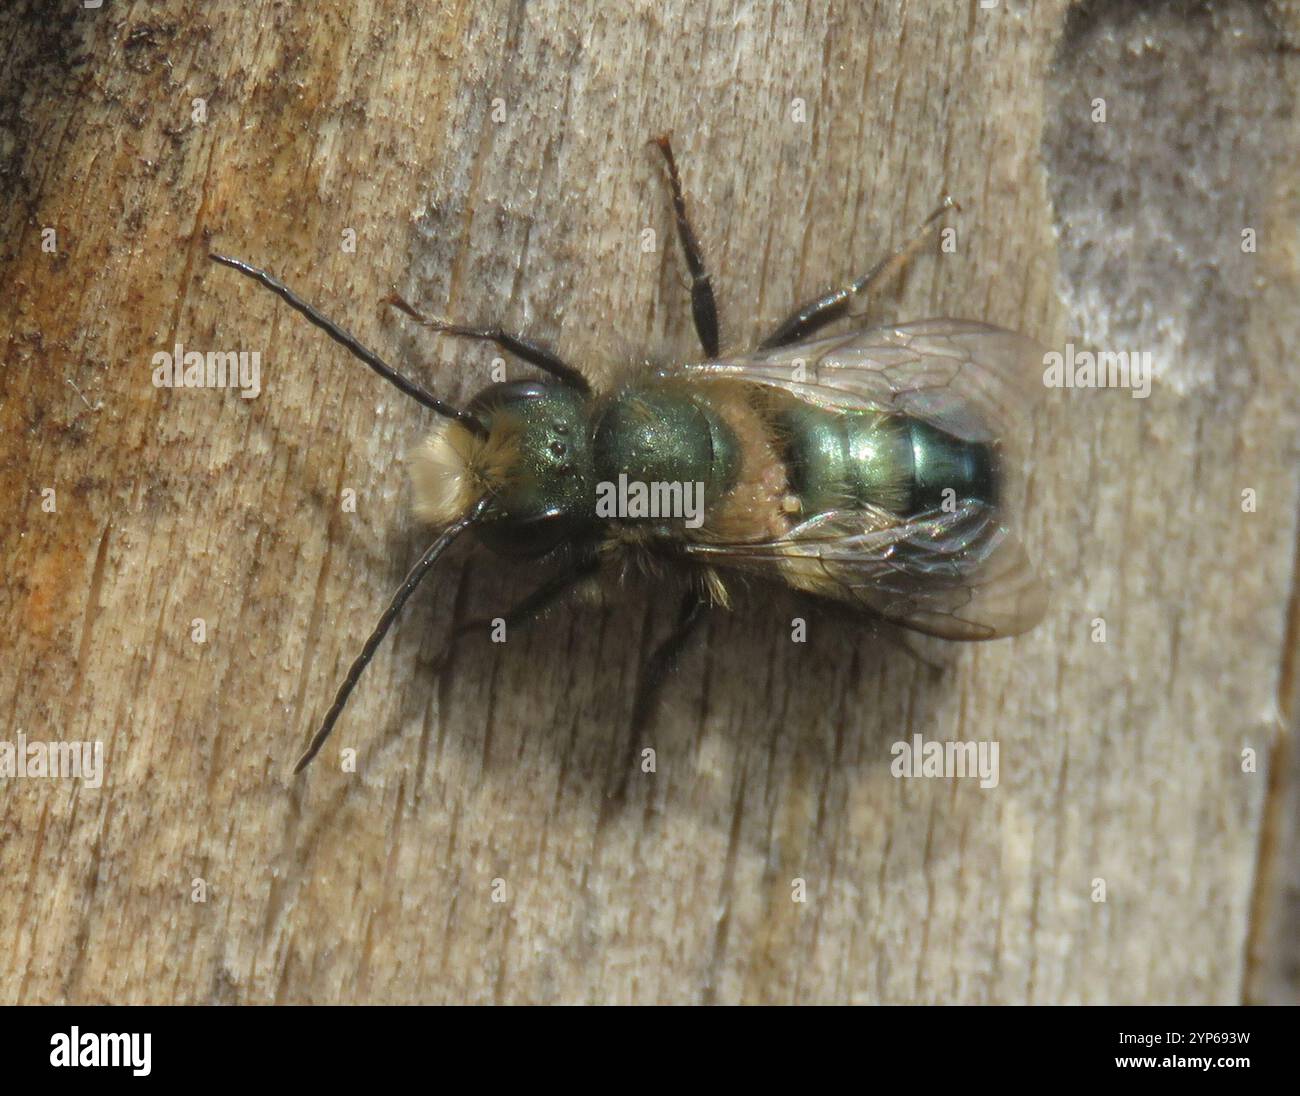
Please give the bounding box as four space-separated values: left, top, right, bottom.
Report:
411 380 594 557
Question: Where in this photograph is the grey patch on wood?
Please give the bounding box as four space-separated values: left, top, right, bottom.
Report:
1042 0 1291 402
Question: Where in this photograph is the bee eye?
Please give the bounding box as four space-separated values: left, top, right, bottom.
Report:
549 440 567 457
465 379 552 418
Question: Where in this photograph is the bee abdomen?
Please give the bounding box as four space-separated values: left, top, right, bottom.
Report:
778 405 997 518
906 419 998 514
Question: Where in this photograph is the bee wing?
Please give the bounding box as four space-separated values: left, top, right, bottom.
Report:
683 318 1044 443
685 500 1046 641
680 319 1045 638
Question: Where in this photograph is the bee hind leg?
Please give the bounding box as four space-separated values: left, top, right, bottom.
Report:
609 585 709 800
652 133 720 359
757 196 959 349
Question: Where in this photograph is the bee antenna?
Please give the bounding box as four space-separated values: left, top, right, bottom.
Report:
208 254 486 436
292 497 491 774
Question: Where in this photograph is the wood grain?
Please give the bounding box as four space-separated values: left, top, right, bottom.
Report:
1 0 1296 1004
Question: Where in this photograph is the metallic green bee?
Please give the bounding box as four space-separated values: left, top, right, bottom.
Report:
210 134 1046 774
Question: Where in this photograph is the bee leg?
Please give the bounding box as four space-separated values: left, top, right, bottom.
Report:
652 133 720 359
463 557 599 637
432 554 600 670
384 293 591 395
757 196 958 349
611 586 709 799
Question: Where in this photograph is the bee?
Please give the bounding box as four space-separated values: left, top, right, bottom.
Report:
210 134 1046 775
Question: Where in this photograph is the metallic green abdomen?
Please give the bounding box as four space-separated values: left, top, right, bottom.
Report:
779 404 997 517
907 419 997 513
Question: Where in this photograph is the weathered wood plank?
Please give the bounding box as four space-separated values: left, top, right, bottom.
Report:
1 0 1296 1004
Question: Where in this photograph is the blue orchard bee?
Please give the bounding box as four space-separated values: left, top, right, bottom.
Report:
210 134 1046 775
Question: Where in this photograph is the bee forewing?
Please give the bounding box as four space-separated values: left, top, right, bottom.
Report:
686 501 1047 641
842 504 1048 640
685 319 1046 444
680 320 1047 640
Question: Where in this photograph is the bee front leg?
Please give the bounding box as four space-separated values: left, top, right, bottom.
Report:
610 586 709 800
384 293 591 394
471 558 600 634
757 196 958 349
433 554 601 671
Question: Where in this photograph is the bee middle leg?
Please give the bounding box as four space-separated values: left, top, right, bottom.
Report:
384 293 591 394
611 585 709 799
757 196 958 349
652 133 720 359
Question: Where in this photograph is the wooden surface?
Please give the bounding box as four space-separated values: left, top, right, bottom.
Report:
2 0 1297 1004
